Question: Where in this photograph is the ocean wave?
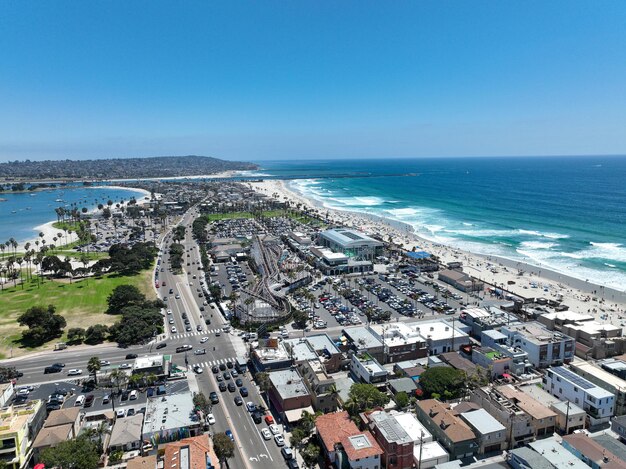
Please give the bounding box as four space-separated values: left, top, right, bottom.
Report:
386 207 421 217
326 196 386 207
517 229 569 239
236 170 274 177
519 241 558 250
587 242 626 263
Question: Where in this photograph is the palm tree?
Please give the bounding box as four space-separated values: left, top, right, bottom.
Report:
85 421 110 454
108 369 129 395
87 357 102 385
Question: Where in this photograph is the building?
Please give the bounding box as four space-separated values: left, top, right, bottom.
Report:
126 455 157 469
250 339 293 371
569 360 626 416
415 400 477 459
32 407 83 458
507 446 555 469
0 400 45 469
459 409 507 454
342 326 385 363
499 322 575 368
438 269 483 292
543 366 614 426
459 307 520 338
561 433 626 469
316 411 383 469
133 354 169 377
550 401 586 434
406 320 470 355
529 437 589 469
298 359 338 413
369 323 428 363
471 347 513 379
611 415 626 441
0 384 14 408
142 391 203 447
438 352 477 375
284 334 343 374
318 228 383 261
600 358 626 380
497 384 557 438
162 434 219 469
480 329 532 376
350 351 388 385
109 414 144 453
592 434 626 463
268 368 313 424
469 386 543 447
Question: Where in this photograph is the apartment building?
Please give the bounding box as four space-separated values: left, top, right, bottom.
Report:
0 400 45 469
569 360 626 415
544 366 614 426
499 322 575 368
298 358 338 413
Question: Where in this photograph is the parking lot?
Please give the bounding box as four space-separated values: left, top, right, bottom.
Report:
12 378 189 417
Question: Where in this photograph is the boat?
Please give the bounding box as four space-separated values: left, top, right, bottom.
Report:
55 198 64 202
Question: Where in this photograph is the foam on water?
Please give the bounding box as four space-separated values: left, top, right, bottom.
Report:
518 241 558 250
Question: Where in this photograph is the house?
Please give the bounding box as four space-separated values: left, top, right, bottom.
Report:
459 409 506 455
33 407 83 458
316 411 383 469
298 359 338 413
529 437 588 469
507 446 555 469
480 330 532 375
561 433 626 469
126 455 157 469
543 366 614 426
109 414 144 452
497 384 557 438
459 307 519 338
611 415 626 441
342 326 385 363
162 434 219 469
0 400 46 469
471 347 513 379
415 400 477 459
550 401 586 434
268 368 313 425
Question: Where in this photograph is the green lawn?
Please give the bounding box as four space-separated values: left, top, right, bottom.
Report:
0 269 155 358
52 221 83 231
204 209 325 226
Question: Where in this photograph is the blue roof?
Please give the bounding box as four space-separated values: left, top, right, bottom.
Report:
406 251 431 259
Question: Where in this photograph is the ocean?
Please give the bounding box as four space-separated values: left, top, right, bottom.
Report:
252 156 626 291
0 185 149 244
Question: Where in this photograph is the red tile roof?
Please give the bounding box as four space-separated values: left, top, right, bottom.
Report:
317 411 382 461
163 434 219 469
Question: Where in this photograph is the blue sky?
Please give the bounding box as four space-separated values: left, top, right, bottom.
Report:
1 1 625 162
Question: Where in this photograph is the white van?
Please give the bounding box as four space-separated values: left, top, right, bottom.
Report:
129 390 138 400
75 395 85 407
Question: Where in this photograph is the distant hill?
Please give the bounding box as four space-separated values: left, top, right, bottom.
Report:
0 155 259 180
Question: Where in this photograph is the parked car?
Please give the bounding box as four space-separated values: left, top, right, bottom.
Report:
274 434 285 446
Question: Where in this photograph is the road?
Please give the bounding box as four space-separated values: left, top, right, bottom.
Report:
2 206 284 469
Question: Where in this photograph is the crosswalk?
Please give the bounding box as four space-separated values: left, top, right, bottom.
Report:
171 329 222 339
195 357 237 368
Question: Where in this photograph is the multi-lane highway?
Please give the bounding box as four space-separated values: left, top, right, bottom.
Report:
2 206 285 469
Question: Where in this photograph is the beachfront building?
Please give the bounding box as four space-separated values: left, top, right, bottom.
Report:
569 360 626 415
309 245 375 275
415 400 478 460
318 228 383 261
543 366 614 426
438 269 483 293
316 411 383 469
499 322 575 368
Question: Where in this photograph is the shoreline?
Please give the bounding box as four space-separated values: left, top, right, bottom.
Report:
249 179 626 320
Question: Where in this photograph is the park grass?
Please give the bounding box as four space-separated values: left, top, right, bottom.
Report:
52 221 83 231
0 269 155 358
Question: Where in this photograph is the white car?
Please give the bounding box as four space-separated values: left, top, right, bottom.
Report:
169 318 175 324
171 326 177 333
269 424 281 435
167 310 172 315
261 428 271 440
116 409 126 418
193 365 203 374
100 360 111 366
119 363 132 369
200 337 209 344
274 434 285 446
67 369 82 376
206 413 216 425
175 294 181 299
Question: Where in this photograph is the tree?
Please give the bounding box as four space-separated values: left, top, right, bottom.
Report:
394 391 409 409
108 369 129 394
419 366 466 399
213 433 235 465
85 324 108 344
344 383 390 415
292 308 308 328
67 327 86 344
107 285 145 314
87 357 102 385
255 372 271 394
301 442 321 468
290 427 307 448
0 366 21 384
193 392 212 414
39 435 99 469
17 304 66 346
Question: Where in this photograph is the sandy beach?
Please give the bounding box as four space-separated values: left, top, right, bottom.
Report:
249 179 626 326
